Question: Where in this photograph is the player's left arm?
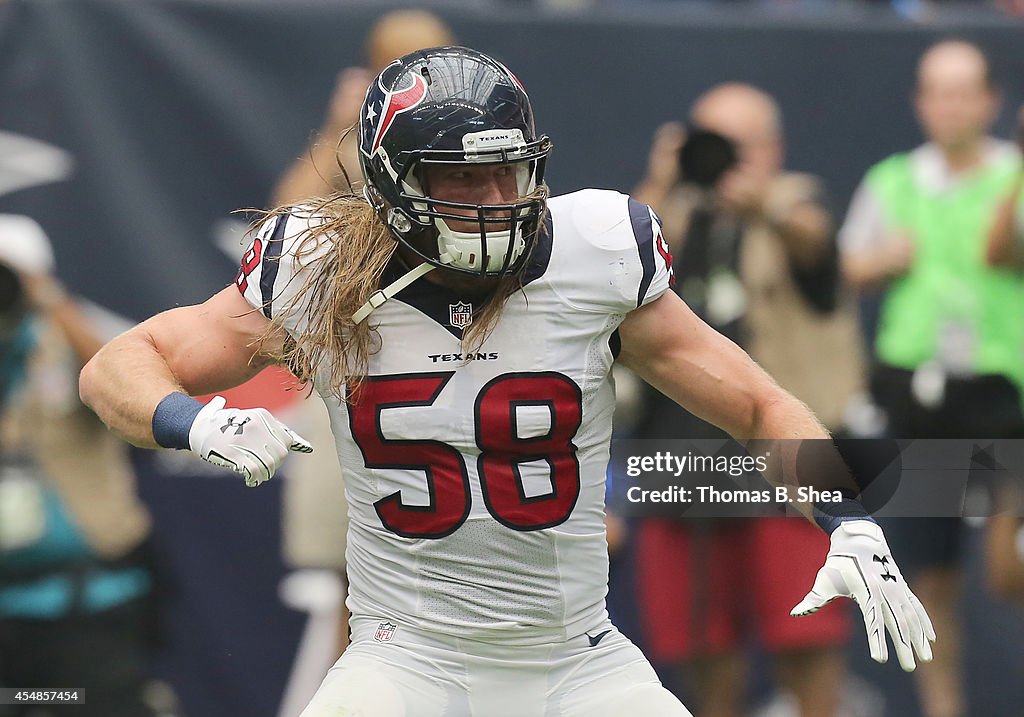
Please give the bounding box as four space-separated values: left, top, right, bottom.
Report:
617 289 827 445
617 290 935 670
616 290 867 522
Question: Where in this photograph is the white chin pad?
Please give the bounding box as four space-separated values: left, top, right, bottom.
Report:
421 159 538 272
435 220 526 272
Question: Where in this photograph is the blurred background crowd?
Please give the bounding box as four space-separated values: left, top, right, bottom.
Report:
0 1 1022 716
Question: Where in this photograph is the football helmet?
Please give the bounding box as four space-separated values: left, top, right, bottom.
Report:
359 46 551 277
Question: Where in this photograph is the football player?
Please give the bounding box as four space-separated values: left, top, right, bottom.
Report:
80 47 934 716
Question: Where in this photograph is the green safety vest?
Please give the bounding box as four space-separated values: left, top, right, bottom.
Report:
868 151 1024 391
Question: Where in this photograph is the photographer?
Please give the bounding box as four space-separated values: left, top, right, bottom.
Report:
0 217 165 717
634 85 864 420
631 84 867 717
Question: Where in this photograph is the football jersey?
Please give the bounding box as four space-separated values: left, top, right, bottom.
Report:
237 189 673 644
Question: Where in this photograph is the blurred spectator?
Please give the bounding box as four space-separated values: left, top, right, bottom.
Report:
631 83 866 717
0 218 172 717
839 39 1024 717
271 9 455 205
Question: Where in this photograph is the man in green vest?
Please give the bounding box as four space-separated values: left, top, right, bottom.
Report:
840 39 1024 717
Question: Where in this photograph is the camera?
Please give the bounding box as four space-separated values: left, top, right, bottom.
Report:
678 127 738 189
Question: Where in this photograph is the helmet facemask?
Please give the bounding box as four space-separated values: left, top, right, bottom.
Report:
358 46 553 284
381 130 550 278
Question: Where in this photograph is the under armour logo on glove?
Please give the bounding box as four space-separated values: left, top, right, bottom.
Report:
220 416 252 435
792 520 935 672
874 554 897 582
188 396 313 487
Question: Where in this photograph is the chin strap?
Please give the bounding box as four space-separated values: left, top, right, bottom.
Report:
352 261 436 324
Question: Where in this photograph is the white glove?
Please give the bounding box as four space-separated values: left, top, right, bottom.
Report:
188 396 313 487
791 520 935 671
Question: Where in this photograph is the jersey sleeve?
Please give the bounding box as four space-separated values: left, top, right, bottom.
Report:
630 197 676 308
235 210 329 338
548 189 675 314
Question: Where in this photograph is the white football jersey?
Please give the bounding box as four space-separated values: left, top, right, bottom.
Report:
238 189 673 644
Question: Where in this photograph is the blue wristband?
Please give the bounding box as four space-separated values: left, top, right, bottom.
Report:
152 392 204 449
813 497 877 536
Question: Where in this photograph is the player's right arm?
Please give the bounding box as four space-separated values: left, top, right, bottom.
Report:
79 285 281 449
81 284 311 487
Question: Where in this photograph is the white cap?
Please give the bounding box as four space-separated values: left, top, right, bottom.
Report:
0 214 55 274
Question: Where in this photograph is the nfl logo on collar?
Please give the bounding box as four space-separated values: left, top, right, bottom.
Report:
449 302 473 329
374 621 397 643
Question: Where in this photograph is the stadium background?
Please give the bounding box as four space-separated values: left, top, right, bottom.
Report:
1 0 1023 715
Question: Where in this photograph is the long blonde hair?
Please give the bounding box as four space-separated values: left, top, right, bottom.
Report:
252 193 529 400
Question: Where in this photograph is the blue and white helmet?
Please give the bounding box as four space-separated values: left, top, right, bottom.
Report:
358 46 552 277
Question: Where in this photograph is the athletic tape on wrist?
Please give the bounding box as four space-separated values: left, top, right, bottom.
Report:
813 497 876 535
152 392 204 450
